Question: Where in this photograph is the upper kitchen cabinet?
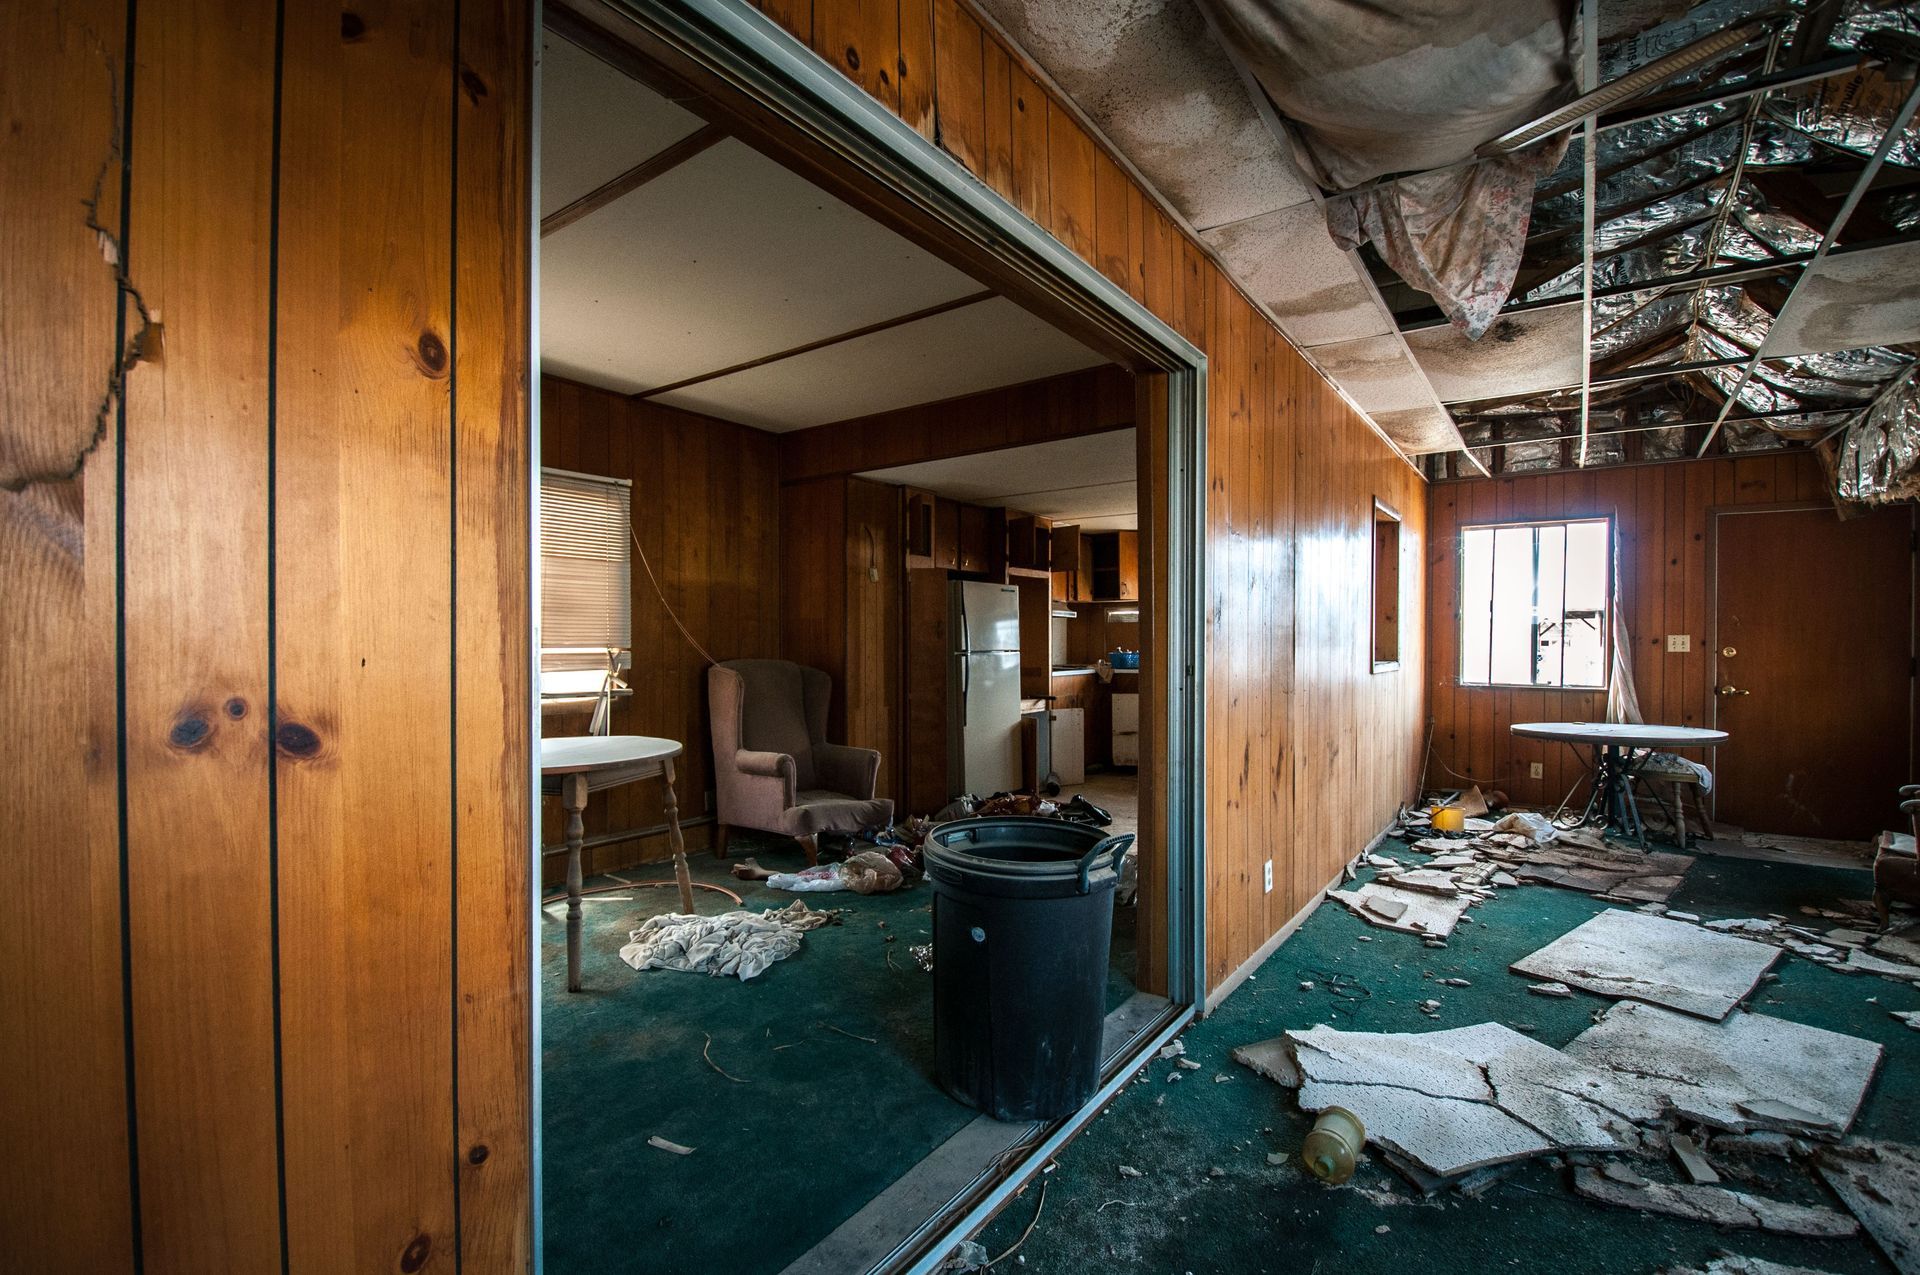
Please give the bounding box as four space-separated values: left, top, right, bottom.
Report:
932 497 960 571
1005 512 1052 578
955 502 1003 577
904 488 937 570
1084 530 1139 602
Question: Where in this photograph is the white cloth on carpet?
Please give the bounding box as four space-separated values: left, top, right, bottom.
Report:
619 902 836 980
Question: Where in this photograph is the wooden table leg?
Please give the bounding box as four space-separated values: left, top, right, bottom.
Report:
662 756 695 914
563 772 588 993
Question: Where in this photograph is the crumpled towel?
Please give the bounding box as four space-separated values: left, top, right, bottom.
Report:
620 902 839 980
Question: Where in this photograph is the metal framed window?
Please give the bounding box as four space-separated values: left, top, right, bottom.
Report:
537 466 632 701
1458 517 1611 689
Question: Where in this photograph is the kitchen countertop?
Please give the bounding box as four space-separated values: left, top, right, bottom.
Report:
1051 666 1097 677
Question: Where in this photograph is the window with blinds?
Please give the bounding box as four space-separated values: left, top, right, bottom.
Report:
540 468 632 697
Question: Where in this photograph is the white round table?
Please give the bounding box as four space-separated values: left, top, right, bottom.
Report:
541 735 692 993
1511 722 1726 843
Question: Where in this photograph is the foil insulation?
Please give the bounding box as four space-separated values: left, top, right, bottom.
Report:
1838 373 1920 503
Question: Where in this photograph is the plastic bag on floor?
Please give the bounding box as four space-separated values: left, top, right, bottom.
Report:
840 849 905 895
1493 811 1558 845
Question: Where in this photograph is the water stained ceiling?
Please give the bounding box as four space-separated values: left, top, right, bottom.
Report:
973 0 1920 501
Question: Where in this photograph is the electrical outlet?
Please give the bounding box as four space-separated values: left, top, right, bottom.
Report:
1263 860 1273 893
1666 633 1691 652
1530 762 1544 780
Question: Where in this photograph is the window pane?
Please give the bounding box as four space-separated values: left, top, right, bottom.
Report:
1489 525 1534 685
1535 523 1567 686
1460 526 1493 682
1564 520 1610 687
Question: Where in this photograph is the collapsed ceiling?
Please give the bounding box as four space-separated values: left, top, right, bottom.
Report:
973 0 1920 502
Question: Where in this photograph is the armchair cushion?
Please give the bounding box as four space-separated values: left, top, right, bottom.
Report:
812 741 881 800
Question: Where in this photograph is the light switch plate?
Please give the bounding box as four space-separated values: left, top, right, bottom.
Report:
1263 860 1273 893
1666 634 1691 652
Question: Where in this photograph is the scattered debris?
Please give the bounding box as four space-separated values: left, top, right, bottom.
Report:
1893 1010 1920 1031
1330 881 1470 939
1671 1133 1719 1184
1157 1039 1187 1062
1510 909 1780 1020
909 943 934 973
647 1135 695 1156
1663 1257 1845 1275
1572 1167 1857 1237
1232 1037 1303 1088
1212 1073 1232 1083
1176 1057 1201 1070
819 1023 877 1044
1440 977 1472 987
1527 981 1574 999
701 1032 747 1084
1117 1164 1143 1179
1564 1002 1882 1136
1815 1140 1920 1274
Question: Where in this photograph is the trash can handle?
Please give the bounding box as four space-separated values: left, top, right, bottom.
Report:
1075 833 1134 895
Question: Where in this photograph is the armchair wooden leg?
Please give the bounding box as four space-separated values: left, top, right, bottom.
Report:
798 834 819 867
712 822 730 860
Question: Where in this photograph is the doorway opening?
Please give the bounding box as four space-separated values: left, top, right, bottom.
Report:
532 4 1207 1271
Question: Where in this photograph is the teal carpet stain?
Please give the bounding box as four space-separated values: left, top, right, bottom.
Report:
541 834 1139 1274
977 837 1919 1275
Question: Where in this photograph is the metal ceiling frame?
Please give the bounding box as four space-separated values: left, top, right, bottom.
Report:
1694 73 1920 455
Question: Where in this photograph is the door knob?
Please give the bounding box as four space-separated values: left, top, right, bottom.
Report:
1716 684 1750 696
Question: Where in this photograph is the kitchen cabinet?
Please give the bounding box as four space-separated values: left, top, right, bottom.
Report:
1005 512 1052 574
932 498 959 570
904 488 937 569
956 503 1002 576
1112 689 1139 767
1084 530 1139 601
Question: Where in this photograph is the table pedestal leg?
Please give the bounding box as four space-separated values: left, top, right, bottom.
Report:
662 757 695 914
563 772 588 993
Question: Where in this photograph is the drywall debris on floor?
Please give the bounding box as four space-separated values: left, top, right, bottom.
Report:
1683 913 1920 988
1329 881 1471 938
1572 1166 1858 1237
1510 908 1779 1020
1691 830 1875 871
1816 1140 1920 1274
1664 1259 1845 1275
1564 1002 1883 1136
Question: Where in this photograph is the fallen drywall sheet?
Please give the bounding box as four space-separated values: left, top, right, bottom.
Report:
1667 1259 1846 1275
1572 1166 1858 1237
1329 881 1470 938
1419 1022 1658 1151
1510 908 1778 1020
1289 1026 1553 1176
1564 1002 1883 1136
1816 1141 1920 1274
1693 832 1873 871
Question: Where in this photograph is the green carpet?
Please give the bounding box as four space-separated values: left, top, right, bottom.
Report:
976 836 1920 1275
541 833 1140 1274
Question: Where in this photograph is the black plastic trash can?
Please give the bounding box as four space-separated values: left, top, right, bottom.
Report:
923 817 1134 1122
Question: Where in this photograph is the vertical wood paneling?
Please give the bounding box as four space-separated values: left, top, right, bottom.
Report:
276 0 458 1265
1007 59 1047 224
1423 453 1831 798
813 0 900 112
898 0 935 137
929 0 983 173
455 0 532 1263
0 2 139 1266
120 0 281 1268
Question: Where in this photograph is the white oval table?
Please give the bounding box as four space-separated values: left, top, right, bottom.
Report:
541 735 693 993
1511 722 1727 844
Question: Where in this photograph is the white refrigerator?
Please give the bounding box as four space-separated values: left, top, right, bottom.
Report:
949 580 1022 798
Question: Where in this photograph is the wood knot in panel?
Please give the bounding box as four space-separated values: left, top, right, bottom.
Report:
275 722 322 759
398 1232 432 1273
168 712 212 751
415 331 448 377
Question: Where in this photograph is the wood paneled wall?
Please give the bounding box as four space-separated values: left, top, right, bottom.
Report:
742 0 1430 995
1424 453 1831 810
779 475 905 801
2 0 531 1269
540 376 782 874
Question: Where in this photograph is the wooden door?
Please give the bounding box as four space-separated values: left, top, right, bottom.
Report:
1712 505 1914 839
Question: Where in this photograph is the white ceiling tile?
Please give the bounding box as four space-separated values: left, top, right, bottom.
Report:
540 138 986 395
540 34 704 217
1760 241 1920 358
1404 302 1584 404
1204 202 1392 347
650 297 1108 431
860 432 1135 500
1301 336 1441 414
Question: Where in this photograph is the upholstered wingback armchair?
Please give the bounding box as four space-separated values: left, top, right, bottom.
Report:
709 659 893 861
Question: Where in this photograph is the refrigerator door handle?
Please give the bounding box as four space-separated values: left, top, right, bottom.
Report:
959 593 970 656
961 652 970 720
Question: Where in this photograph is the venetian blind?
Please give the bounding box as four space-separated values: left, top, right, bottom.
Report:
540 468 631 674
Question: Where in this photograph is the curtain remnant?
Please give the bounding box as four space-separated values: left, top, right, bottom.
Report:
1326 140 1570 338
1604 522 1644 726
